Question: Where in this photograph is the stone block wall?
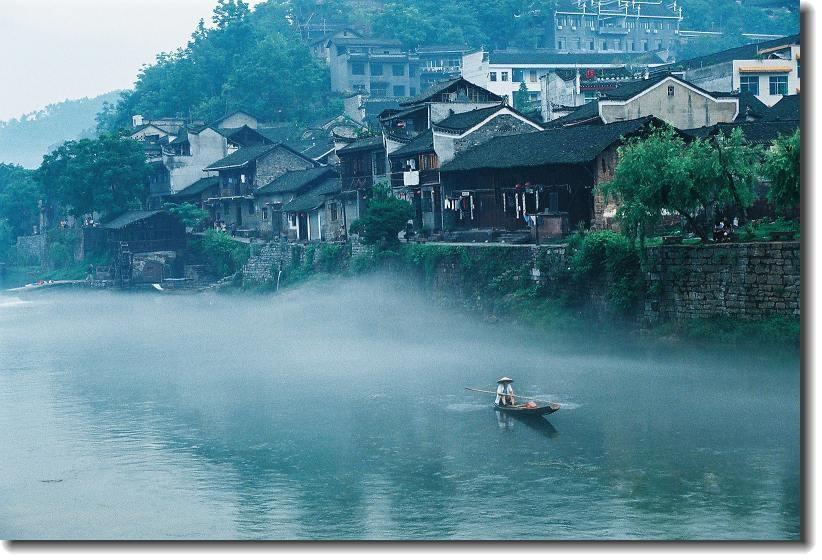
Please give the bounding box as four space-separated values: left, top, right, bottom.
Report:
15 234 47 267
643 242 800 323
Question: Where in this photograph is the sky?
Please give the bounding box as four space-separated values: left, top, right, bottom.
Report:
0 0 264 122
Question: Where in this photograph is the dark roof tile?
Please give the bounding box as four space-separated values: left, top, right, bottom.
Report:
389 130 434 158
204 144 279 170
441 117 658 172
256 167 336 195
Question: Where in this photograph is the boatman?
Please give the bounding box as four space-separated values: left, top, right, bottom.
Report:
495 377 516 406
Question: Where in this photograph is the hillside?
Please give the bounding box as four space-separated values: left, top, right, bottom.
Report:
0 92 121 169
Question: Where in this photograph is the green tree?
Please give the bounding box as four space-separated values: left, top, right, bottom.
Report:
349 182 414 247
36 133 150 219
163 202 210 229
600 126 758 245
0 163 42 236
764 129 800 213
513 82 532 113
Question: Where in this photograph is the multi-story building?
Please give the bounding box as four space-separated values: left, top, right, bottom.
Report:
676 34 800 107
462 49 666 109
327 36 421 98
416 45 478 91
550 0 683 55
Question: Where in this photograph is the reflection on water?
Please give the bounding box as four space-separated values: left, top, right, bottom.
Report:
0 282 800 540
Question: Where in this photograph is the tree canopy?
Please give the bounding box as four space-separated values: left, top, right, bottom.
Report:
0 164 42 236
764 129 800 213
349 182 414 247
35 134 151 219
599 126 760 244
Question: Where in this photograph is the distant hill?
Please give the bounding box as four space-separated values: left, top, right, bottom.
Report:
0 92 121 169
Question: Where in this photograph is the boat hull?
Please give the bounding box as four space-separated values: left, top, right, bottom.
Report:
494 403 560 416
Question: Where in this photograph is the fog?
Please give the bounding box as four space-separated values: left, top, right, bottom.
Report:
0 277 801 539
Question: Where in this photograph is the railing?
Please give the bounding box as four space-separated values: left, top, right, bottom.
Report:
388 169 440 188
214 185 253 198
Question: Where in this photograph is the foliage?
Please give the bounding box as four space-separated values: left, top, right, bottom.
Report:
567 229 643 314
35 133 150 218
98 0 336 132
657 314 800 349
163 202 209 229
191 230 250 277
45 228 80 270
349 182 414 247
764 129 800 213
513 82 532 113
599 126 759 244
0 219 14 262
0 163 42 237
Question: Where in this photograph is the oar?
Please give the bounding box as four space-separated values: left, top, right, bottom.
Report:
464 387 555 404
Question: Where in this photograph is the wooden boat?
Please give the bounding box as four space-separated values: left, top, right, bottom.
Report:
494 402 561 416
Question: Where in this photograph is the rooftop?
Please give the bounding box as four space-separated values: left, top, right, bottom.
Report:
336 135 384 155
400 77 502 106
282 177 342 213
102 210 164 230
204 144 279 171
674 34 800 71
441 116 658 172
169 176 220 199
390 130 435 158
487 50 666 66
257 167 336 195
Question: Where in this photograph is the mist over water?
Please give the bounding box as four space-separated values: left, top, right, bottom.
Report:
0 278 800 539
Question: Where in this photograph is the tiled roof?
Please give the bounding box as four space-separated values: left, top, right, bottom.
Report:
282 177 342 212
389 130 434 158
544 100 602 127
204 144 278 170
735 92 772 121
400 77 502 106
683 120 799 145
336 135 384 155
441 116 658 172
328 37 402 47
256 167 336 195
766 94 800 122
102 210 164 230
674 34 800 71
599 73 735 101
433 105 504 132
170 176 220 199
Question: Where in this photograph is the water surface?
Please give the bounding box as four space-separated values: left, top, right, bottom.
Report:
0 281 800 539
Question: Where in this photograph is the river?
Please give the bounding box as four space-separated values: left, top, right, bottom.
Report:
0 280 800 540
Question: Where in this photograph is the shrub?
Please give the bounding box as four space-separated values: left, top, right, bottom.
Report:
193 230 250 277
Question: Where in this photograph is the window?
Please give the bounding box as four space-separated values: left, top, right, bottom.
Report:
330 203 338 221
512 69 525 82
557 39 564 50
529 69 538 83
740 75 759 95
409 65 417 77
642 40 649 51
629 40 635 51
410 87 417 96
575 38 581 50
393 85 406 97
627 20 635 29
290 215 297 227
392 64 405 76
667 85 675 96
489 71 497 82
769 75 788 95
589 40 595 50
615 40 621 50
797 58 801 79
501 71 509 81
602 41 608 51
370 63 383 76
248 200 256 215
351 62 365 75
656 40 663 50
262 207 268 220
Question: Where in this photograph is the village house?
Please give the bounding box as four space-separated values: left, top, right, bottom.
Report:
253 166 340 240
336 135 387 227
416 45 478 91
202 143 318 235
386 103 544 233
546 0 683 55
281 174 346 242
545 73 739 130
674 34 800 106
439 116 663 237
461 49 667 110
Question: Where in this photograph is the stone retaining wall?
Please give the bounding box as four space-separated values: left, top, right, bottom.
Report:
643 242 800 322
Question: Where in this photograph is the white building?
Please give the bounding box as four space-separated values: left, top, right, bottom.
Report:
678 34 800 107
462 50 666 108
